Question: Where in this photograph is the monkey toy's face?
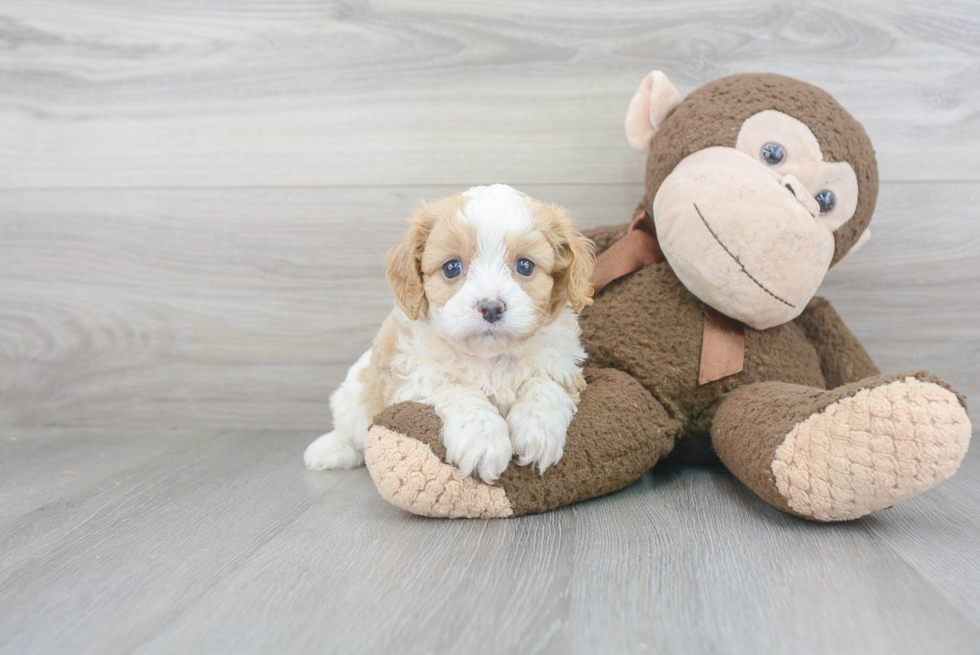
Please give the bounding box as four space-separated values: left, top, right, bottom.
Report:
625 72 877 330
654 111 860 329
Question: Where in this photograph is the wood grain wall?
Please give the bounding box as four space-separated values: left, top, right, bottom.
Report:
1 0 977 428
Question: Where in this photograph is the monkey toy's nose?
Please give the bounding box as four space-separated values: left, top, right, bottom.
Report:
478 299 505 323
781 174 820 217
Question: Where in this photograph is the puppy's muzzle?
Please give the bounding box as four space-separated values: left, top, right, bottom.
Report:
478 299 505 324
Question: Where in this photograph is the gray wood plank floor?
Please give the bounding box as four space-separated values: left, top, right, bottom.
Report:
1 427 978 655
1 0 979 652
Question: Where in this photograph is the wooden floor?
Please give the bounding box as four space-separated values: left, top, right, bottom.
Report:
1 1 979 653
1 427 979 654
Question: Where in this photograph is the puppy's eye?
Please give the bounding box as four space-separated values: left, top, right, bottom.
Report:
515 258 535 277
814 189 836 214
442 260 463 279
760 142 786 167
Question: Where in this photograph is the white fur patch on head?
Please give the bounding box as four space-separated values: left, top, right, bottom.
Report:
460 184 534 248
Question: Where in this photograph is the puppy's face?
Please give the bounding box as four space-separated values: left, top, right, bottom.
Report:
386 184 595 355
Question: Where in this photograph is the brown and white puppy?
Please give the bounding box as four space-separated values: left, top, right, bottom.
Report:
304 184 595 482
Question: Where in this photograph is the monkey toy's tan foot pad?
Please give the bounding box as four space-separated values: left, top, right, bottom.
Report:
713 371 971 522
364 404 513 519
364 369 681 519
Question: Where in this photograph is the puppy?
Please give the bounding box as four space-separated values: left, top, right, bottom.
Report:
304 184 595 482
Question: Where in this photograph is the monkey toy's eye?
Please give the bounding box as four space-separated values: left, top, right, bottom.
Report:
814 190 836 214
442 260 463 279
515 258 535 276
760 142 786 166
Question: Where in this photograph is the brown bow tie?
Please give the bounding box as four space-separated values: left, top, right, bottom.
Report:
590 210 663 295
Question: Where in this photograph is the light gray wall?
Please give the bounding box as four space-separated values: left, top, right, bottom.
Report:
1 0 977 428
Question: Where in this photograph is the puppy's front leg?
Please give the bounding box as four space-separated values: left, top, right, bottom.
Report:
431 389 513 483
507 377 577 473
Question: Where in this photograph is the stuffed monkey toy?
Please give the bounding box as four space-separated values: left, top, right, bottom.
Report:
362 72 972 521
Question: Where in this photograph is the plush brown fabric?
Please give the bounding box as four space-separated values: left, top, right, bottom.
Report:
501 368 680 515
793 297 881 388
372 401 446 459
712 371 969 518
711 383 820 515
641 73 878 266
578 262 827 429
373 369 682 517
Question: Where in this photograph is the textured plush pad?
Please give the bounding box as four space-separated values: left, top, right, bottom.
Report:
713 371 971 521
365 368 680 518
364 424 513 519
772 376 972 521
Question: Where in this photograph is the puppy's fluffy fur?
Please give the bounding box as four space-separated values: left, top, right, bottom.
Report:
304 184 595 482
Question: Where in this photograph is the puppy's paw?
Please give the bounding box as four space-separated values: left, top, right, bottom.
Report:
441 410 513 483
304 431 364 470
507 402 570 474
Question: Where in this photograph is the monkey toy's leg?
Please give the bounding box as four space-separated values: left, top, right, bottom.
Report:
711 372 972 521
364 369 683 518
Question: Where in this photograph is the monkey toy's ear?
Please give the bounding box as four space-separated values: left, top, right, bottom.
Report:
830 228 872 271
625 70 683 153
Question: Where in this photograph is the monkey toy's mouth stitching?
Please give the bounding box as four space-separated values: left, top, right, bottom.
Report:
692 203 795 309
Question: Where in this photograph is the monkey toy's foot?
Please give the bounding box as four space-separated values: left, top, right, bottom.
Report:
364 369 680 518
713 371 972 522
365 409 513 518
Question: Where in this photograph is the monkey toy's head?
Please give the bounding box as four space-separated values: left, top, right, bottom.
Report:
625 72 878 330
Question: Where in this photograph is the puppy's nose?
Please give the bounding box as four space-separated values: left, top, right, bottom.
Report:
478 299 505 324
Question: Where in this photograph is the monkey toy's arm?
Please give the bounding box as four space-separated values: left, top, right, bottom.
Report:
793 297 880 389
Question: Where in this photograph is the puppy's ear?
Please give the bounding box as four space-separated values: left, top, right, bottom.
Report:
385 205 434 320
536 202 596 315
558 227 596 314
